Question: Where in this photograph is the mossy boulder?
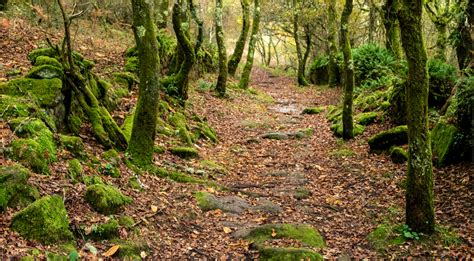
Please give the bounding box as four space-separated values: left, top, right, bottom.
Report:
237 223 324 260
355 112 378 126
431 120 461 167
195 122 218 143
59 135 85 158
26 65 64 80
85 184 132 215
389 147 408 164
0 78 63 109
33 56 63 69
11 195 73 244
111 240 148 259
330 121 365 137
88 219 119 240
368 125 408 151
262 132 289 140
170 146 199 159
67 159 83 182
0 95 38 120
194 191 251 214
27 48 57 63
10 139 51 174
0 164 40 211
302 107 324 115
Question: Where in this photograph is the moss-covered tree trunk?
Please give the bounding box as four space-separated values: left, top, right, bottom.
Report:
340 0 355 139
228 0 251 76
398 0 435 234
215 0 227 96
292 0 310 86
154 0 170 29
368 0 377 43
454 0 473 71
239 0 260 89
190 0 204 54
383 0 403 59
128 0 162 165
425 0 453 61
327 0 339 87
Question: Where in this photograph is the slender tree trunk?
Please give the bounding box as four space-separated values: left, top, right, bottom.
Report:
228 0 251 76
434 23 448 61
383 0 403 59
327 0 339 86
341 0 354 139
399 0 435 234
154 0 170 28
293 0 309 86
368 0 377 43
215 0 228 96
128 0 162 165
455 0 473 71
239 0 260 89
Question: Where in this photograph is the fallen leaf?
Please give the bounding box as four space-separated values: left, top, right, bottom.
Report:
103 245 120 257
207 187 216 193
223 227 232 234
271 229 277 237
140 251 147 258
151 205 158 213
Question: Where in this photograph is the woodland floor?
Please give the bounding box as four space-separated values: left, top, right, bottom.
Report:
0 20 473 259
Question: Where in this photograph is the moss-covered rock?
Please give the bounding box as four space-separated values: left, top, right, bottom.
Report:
121 113 134 142
169 112 194 145
302 107 325 115
82 175 104 186
259 247 323 261
294 188 311 200
0 95 38 120
101 149 121 177
330 121 365 137
355 112 378 125
431 120 460 167
10 139 51 174
111 240 148 259
367 223 406 252
170 146 199 159
124 56 139 74
85 184 132 215
118 216 135 228
34 56 63 69
262 132 289 140
195 122 218 143
294 128 314 139
67 159 83 182
0 164 40 211
0 78 63 108
389 146 408 164
113 72 139 91
88 219 119 240
368 125 408 151
128 176 142 190
28 48 57 63
11 195 73 244
194 191 251 213
59 135 85 158
26 65 64 80
326 106 342 123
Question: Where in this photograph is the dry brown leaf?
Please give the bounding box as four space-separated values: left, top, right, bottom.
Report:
151 205 158 213
223 227 232 234
103 245 120 257
271 229 277 237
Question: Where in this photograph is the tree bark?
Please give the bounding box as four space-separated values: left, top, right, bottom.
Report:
383 0 403 59
215 0 228 96
239 0 261 89
341 0 355 139
398 0 435 234
154 0 170 29
228 0 251 76
292 0 310 86
455 0 473 71
129 0 162 165
327 0 339 86
425 0 453 61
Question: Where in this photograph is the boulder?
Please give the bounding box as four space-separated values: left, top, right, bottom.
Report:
0 164 40 210
368 125 408 151
170 146 199 159
389 146 408 164
85 184 132 215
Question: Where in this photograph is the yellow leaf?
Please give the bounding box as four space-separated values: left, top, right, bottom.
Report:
103 245 120 257
207 187 216 193
223 227 232 234
271 229 277 237
140 251 147 258
151 205 158 213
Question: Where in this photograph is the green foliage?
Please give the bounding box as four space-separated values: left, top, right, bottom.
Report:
11 195 73 244
67 159 83 182
0 164 40 211
302 107 325 115
427 59 457 108
243 224 325 249
431 119 460 167
59 135 85 159
85 184 132 215
354 112 378 125
351 44 397 87
34 56 63 69
89 219 119 240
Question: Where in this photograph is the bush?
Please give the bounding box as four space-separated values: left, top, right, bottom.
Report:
427 59 457 108
351 44 397 87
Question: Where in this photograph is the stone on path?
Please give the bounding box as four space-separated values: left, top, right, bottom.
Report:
194 192 282 214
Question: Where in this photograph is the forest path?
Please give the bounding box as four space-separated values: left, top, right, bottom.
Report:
189 67 407 258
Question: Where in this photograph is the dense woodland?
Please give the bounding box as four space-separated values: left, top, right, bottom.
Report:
0 0 472 259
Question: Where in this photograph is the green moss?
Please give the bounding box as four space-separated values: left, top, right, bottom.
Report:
103 149 120 164
150 166 206 184
355 112 378 125
294 188 311 200
262 132 289 140
368 125 408 151
389 146 408 164
112 72 138 90
0 78 63 108
59 135 85 158
121 112 134 142
34 56 63 69
128 176 142 190
194 191 215 211
68 113 83 135
26 65 64 80
111 240 148 259
85 184 132 215
118 216 135 228
89 219 119 240
326 106 343 123
170 146 199 159
124 56 139 74
200 160 227 174
28 48 57 63
302 107 325 115
82 175 103 186
154 145 166 154
0 164 40 211
11 195 73 244
67 159 83 182
196 122 218 143
331 121 365 137
244 224 325 248
295 128 314 138
259 247 323 261
431 120 459 167
330 148 356 158
10 139 50 174
367 224 406 252
0 95 38 120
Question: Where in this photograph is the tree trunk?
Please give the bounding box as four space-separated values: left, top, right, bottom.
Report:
293 0 309 86
383 0 403 59
368 0 377 43
341 0 355 139
154 0 170 29
239 0 261 89
327 0 339 86
129 0 162 165
228 0 251 76
398 0 435 234
215 0 228 96
455 0 473 71
434 23 448 61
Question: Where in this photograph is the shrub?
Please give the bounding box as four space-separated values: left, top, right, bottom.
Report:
427 59 457 108
351 44 397 87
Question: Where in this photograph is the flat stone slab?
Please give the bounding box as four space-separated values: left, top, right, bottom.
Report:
194 192 282 214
